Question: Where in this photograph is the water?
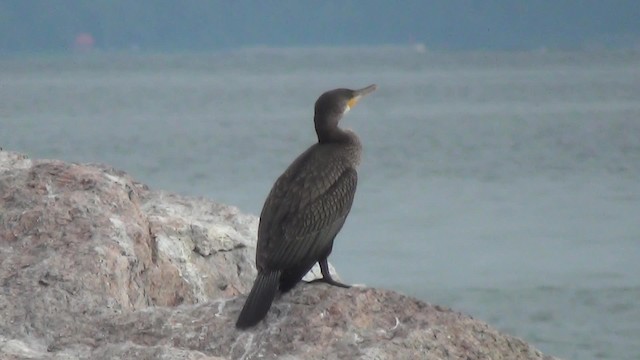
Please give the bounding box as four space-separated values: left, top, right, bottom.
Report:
1 48 639 360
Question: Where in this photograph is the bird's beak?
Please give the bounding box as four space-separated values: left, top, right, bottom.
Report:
347 84 377 110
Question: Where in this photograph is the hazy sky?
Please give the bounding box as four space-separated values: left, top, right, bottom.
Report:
1 0 639 53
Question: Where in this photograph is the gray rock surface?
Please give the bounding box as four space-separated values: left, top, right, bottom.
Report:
0 150 559 360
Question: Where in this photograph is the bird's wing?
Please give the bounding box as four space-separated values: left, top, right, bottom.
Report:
257 167 358 270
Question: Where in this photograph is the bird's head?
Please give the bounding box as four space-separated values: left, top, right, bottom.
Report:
314 84 377 119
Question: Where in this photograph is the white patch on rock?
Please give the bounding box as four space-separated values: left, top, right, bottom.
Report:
0 151 33 170
103 173 127 187
0 337 47 359
109 217 135 257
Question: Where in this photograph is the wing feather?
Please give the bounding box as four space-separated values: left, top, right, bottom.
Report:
257 160 358 270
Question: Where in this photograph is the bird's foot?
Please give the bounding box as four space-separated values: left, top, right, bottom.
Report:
308 277 351 288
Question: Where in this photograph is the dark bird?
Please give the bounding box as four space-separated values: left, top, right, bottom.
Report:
235 84 377 329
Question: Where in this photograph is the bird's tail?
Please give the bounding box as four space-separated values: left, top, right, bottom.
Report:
235 271 280 329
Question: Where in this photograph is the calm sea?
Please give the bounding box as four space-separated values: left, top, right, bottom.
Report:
1 47 639 360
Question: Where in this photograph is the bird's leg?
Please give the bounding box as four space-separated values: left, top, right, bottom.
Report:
308 258 351 288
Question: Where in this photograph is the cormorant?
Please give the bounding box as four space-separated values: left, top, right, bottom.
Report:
235 84 377 329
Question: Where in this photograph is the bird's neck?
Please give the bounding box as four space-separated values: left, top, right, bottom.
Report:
315 113 357 145
316 125 354 144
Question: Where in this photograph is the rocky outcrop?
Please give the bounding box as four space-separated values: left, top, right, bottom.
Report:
0 150 558 360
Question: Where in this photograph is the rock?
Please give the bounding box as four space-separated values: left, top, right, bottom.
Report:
0 150 559 360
